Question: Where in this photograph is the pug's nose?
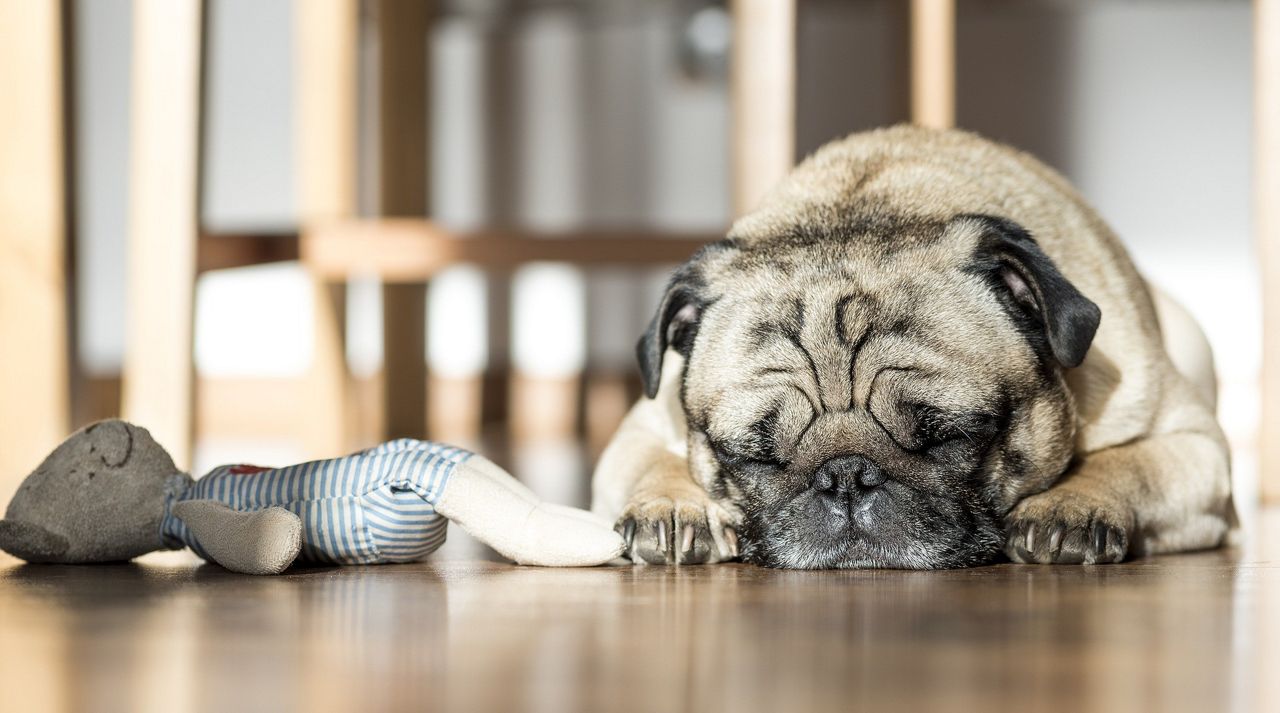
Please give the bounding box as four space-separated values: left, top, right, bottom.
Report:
812 455 886 498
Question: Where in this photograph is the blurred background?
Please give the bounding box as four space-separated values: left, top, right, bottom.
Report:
0 0 1267 531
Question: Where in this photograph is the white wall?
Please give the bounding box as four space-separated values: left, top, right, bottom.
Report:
73 0 130 375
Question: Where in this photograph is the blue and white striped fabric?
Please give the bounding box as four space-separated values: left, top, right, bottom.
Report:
160 439 472 565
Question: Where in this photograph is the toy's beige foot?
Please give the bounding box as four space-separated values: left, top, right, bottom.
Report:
171 500 302 575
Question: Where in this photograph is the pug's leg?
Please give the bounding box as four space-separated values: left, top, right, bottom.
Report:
592 359 741 565
1004 425 1232 564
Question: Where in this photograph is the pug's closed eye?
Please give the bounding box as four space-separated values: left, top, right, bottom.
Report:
908 405 1000 453
710 440 789 473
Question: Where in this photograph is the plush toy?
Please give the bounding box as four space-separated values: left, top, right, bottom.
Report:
0 420 625 574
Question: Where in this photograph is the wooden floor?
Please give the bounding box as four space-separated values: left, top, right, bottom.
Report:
2 509 1279 713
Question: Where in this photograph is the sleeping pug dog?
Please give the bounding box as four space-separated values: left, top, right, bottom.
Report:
591 125 1235 569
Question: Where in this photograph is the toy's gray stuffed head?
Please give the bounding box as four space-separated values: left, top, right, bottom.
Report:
0 420 188 563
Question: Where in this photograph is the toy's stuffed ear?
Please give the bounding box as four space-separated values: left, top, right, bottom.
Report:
0 519 70 562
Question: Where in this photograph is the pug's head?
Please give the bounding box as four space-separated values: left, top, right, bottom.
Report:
638 213 1099 569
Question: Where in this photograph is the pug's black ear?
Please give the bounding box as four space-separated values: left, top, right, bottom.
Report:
637 240 737 399
963 214 1101 368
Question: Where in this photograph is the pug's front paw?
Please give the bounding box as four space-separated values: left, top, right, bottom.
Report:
1004 489 1133 564
616 486 740 565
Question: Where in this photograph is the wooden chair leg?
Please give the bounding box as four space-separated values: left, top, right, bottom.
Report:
296 0 358 457
1258 0 1280 503
0 0 71 500
479 31 516 441
909 0 956 129
122 0 204 468
729 0 796 217
376 0 431 441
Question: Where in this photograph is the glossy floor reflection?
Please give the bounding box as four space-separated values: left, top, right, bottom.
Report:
1 511 1278 713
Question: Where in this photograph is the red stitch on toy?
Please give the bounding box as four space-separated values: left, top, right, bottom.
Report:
228 465 270 475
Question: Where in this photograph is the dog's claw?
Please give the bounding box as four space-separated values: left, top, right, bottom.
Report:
1048 525 1064 558
724 527 739 558
618 518 636 549
1092 523 1107 556
656 520 668 555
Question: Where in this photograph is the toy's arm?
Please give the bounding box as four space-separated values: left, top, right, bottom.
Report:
436 455 625 567
170 500 302 575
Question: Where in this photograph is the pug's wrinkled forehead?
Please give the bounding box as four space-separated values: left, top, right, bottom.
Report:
686 224 1034 428
639 212 1099 403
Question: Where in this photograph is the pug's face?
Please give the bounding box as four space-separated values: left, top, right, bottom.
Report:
637 214 1099 569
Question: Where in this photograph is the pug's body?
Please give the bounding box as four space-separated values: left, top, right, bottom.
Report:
592 125 1234 569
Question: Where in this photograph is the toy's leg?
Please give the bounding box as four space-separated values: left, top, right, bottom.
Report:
542 503 617 530
436 455 625 567
447 458 614 530
171 500 302 575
